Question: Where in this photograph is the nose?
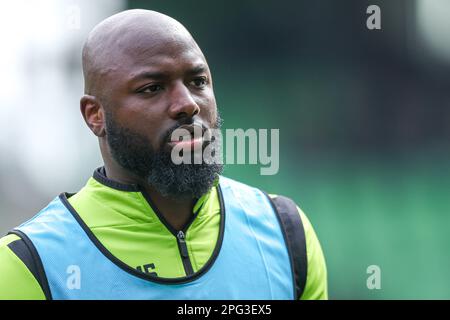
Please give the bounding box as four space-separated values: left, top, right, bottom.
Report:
167 82 200 120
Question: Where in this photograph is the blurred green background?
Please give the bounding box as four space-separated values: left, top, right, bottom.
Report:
1 0 449 299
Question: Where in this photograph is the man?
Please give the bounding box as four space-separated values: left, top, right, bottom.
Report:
0 9 327 300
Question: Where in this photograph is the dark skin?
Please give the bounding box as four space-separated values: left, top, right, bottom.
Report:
80 10 218 231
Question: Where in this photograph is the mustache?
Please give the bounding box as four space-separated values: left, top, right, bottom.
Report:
160 118 208 146
159 113 222 149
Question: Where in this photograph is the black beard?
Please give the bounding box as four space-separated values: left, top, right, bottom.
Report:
105 112 223 200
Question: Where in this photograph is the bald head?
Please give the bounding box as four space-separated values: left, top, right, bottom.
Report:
82 9 204 99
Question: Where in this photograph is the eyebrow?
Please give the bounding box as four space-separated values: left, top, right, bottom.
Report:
186 65 208 76
130 64 208 82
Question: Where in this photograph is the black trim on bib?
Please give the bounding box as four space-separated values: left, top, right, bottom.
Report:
7 230 53 300
59 185 226 285
265 194 308 300
92 166 208 277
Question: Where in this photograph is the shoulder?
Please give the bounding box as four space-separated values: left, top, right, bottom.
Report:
0 234 46 300
268 193 328 300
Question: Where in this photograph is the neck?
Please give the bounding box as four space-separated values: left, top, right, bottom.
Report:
103 160 195 232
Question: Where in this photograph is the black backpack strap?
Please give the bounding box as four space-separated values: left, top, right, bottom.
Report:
266 194 308 300
7 230 52 300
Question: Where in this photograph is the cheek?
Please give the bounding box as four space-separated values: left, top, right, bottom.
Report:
198 92 218 124
115 107 164 148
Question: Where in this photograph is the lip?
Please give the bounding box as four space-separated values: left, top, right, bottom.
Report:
167 123 206 150
167 137 204 150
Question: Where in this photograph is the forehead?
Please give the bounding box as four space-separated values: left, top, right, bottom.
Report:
115 29 208 77
92 24 210 93
126 49 208 80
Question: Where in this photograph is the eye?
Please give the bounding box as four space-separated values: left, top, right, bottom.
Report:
190 77 208 88
139 84 163 93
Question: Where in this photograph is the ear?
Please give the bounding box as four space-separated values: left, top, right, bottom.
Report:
80 95 106 137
